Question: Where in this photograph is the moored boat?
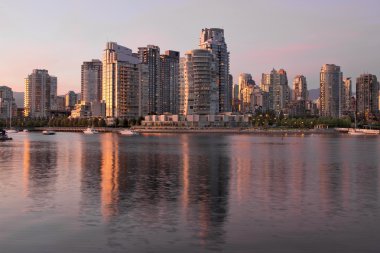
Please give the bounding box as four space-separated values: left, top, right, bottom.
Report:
83 127 99 134
119 129 139 136
0 129 12 141
42 130 56 135
348 129 366 136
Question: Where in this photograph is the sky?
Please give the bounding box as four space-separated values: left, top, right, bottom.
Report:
0 0 379 94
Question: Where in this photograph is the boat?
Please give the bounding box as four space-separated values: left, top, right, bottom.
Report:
0 129 12 141
6 129 18 134
5 103 17 134
83 127 99 134
23 129 29 133
348 128 379 136
348 129 366 135
42 130 56 135
119 129 139 136
348 113 378 135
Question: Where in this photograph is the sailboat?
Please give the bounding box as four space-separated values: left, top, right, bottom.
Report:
6 102 17 134
348 113 365 135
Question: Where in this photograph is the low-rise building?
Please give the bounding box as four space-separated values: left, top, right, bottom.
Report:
142 113 251 128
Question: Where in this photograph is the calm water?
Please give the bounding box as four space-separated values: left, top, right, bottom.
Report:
0 132 380 253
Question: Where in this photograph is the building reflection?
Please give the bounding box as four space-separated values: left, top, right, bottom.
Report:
22 137 58 210
79 135 103 223
318 138 345 216
100 133 121 220
96 134 182 222
180 135 230 249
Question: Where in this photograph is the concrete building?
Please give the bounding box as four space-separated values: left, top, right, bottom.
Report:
56 95 66 111
91 101 106 117
81 59 102 103
238 73 255 113
24 69 57 118
179 57 186 115
320 64 343 118
70 101 91 118
199 28 231 112
182 49 218 115
103 42 141 119
50 77 57 110
251 86 269 113
142 113 251 128
65 91 77 110
0 86 17 119
138 45 161 115
138 64 149 117
232 83 240 112
160 50 180 114
356 74 379 120
293 75 308 101
341 77 352 116
261 69 290 114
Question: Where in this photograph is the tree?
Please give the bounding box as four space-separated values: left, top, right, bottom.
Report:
99 118 106 127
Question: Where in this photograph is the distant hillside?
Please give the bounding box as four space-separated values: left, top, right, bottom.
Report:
13 92 24 108
309 88 319 101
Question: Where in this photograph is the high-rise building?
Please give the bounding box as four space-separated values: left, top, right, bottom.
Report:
232 83 240 112
81 59 102 103
56 95 65 111
199 28 230 112
0 86 17 119
320 64 343 118
65 91 77 110
293 75 308 101
356 74 379 120
179 57 186 115
103 42 142 119
261 69 290 114
251 86 269 113
341 77 352 116
138 64 149 117
228 74 233 112
160 50 180 114
138 45 161 115
239 73 255 113
24 69 57 117
183 49 218 115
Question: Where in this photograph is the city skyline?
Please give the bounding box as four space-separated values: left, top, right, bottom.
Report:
0 0 379 93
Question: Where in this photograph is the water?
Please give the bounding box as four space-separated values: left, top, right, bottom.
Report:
0 132 379 253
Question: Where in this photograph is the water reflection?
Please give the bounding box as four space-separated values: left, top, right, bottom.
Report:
1 133 379 252
22 137 58 212
180 135 230 249
80 135 102 224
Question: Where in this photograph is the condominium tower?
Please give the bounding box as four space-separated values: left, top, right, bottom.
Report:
341 77 352 115
81 59 102 103
0 86 17 119
138 45 161 115
199 28 231 112
356 74 379 119
261 69 290 114
182 49 218 115
320 64 342 118
24 69 57 117
239 73 255 113
293 75 308 101
160 50 180 114
102 42 142 118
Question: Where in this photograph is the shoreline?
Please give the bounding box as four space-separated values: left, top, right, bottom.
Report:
29 127 340 135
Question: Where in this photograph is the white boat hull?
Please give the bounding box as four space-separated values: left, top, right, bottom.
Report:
119 129 139 136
